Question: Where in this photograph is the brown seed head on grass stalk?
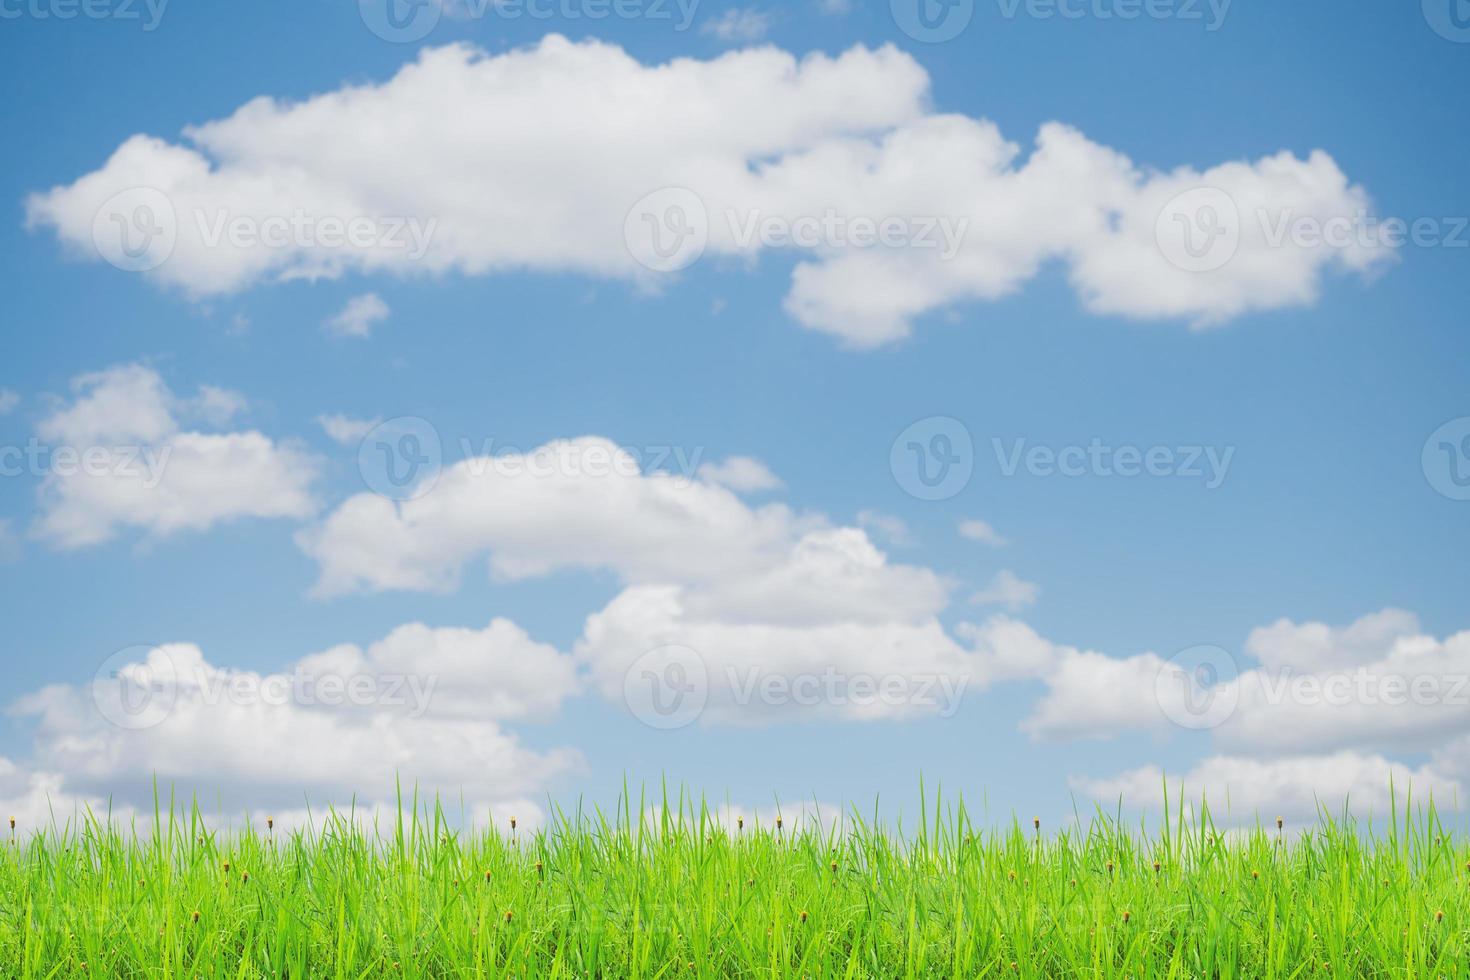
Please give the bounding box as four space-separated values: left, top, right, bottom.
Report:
484 870 492 882
799 910 808 923
504 910 513 923
776 816 783 831
1122 910 1131 924
1252 870 1260 880
267 816 273 832
241 872 249 884
1033 816 1040 831
510 816 517 832
830 861 838 873
737 816 744 831
1106 861 1114 876
1436 910 1446 923
223 862 229 873
191 911 200 924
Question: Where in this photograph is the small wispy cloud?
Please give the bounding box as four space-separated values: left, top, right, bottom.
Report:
697 455 783 493
701 7 772 41
970 570 1039 611
317 413 382 446
857 510 914 548
958 519 1007 547
323 293 390 339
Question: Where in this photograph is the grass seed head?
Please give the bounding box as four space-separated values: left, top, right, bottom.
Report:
1122 910 1131 923
504 910 513 923
799 910 808 923
1436 909 1445 923
191 911 200 924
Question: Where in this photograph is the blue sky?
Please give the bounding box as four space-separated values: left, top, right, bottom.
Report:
0 0 1467 829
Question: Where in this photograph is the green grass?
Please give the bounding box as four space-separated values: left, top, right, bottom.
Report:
2 784 1468 978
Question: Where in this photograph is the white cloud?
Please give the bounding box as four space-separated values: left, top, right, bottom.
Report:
10 625 582 818
856 509 912 547
299 437 806 596
696 455 783 492
25 37 1388 349
970 570 1039 611
700 7 772 41
957 518 1006 547
297 617 581 722
1073 752 1459 826
0 389 19 415
303 437 990 724
316 413 381 446
816 0 851 12
33 364 319 549
323 292 389 339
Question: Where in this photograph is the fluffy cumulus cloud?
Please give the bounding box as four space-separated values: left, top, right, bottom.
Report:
1011 608 1470 820
8 621 583 823
299 436 1031 723
1073 753 1459 826
25 37 1390 348
31 364 319 548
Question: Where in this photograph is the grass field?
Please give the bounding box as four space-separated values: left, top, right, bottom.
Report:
2 785 1467 978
